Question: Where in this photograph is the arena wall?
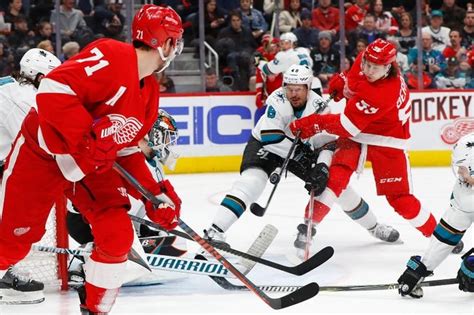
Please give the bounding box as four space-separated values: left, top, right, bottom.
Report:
160 90 473 174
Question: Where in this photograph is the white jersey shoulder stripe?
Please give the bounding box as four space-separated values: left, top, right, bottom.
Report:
37 78 76 96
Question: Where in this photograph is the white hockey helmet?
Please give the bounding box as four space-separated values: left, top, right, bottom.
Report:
283 64 313 90
280 32 298 43
20 48 61 80
451 132 474 181
147 109 179 170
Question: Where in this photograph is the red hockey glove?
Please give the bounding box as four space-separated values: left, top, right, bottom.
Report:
328 72 347 102
144 180 181 230
289 114 321 139
78 116 118 173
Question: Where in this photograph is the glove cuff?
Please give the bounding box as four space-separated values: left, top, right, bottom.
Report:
407 256 433 277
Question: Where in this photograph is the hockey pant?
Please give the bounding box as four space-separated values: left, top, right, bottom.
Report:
0 132 134 313
308 139 436 237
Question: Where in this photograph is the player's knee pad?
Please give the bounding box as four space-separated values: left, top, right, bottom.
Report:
220 168 268 218
457 252 474 292
386 194 435 237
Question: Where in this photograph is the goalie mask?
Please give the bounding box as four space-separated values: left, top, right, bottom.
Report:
451 132 474 185
148 109 179 170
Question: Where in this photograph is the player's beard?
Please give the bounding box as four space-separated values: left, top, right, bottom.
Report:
290 97 305 108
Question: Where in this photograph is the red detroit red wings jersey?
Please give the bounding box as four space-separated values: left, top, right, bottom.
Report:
342 53 411 149
34 38 159 181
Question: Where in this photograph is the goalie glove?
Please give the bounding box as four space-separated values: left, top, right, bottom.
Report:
144 180 181 230
397 256 433 298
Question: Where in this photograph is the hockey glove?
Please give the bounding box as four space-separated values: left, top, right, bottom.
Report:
290 114 321 139
144 180 181 230
328 72 346 102
304 163 329 196
255 92 264 109
78 116 118 173
457 252 474 292
397 256 433 298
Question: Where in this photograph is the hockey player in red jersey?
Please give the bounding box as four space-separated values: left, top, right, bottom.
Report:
290 38 453 245
0 4 183 314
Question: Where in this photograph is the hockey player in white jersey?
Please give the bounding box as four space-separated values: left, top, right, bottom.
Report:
0 48 61 170
398 132 474 298
203 64 399 251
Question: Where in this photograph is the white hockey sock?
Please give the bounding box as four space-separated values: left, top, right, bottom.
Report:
338 187 377 230
0 269 6 278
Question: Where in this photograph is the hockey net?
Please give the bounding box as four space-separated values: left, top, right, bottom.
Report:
13 195 69 290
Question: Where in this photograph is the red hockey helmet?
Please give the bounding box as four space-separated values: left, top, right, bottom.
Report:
363 38 396 65
132 5 183 50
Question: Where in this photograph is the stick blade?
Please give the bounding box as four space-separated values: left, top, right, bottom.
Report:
294 246 334 275
250 203 266 217
270 282 319 310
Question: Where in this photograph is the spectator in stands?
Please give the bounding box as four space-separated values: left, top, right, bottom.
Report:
393 12 416 54
441 0 466 30
217 0 241 13
404 60 435 89
263 0 284 19
193 0 226 50
0 12 11 35
345 0 368 32
77 0 95 15
435 56 469 88
155 71 176 93
7 16 35 51
310 30 339 88
369 0 399 35
0 41 13 76
92 0 126 41
294 9 318 49
238 0 268 41
216 10 257 91
349 13 385 51
311 0 339 36
50 0 87 42
461 10 474 48
408 0 431 27
37 39 54 53
279 0 303 33
422 10 451 51
443 29 468 62
33 21 54 47
61 40 80 61
3 0 24 27
205 68 232 92
28 0 54 28
408 31 447 78
350 38 368 63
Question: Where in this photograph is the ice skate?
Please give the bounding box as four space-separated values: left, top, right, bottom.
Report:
369 223 400 243
452 240 464 254
0 266 44 304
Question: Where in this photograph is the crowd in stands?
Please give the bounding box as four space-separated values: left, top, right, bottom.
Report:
0 0 472 91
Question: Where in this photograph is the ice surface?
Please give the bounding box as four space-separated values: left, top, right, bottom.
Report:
1 167 472 315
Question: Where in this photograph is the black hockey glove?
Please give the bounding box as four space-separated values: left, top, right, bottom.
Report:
397 256 433 298
457 250 474 292
287 142 317 178
304 163 329 195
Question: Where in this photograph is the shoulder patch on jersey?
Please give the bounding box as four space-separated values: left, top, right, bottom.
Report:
267 105 276 118
0 76 15 86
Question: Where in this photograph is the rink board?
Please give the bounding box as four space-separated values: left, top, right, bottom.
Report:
160 90 473 173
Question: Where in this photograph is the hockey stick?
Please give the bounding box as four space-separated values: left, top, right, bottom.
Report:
250 131 301 217
32 245 237 279
209 275 459 292
113 162 320 309
239 224 278 275
129 214 333 276
304 189 315 261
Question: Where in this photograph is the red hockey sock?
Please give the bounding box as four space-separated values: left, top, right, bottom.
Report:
83 281 119 314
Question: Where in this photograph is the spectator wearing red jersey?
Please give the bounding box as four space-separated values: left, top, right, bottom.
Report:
311 0 339 36
369 0 399 35
443 29 468 62
345 0 368 32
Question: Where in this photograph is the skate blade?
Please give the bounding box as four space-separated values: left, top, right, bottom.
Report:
0 289 45 304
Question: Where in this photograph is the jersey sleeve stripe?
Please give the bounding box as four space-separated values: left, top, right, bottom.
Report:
37 78 77 96
340 112 361 136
